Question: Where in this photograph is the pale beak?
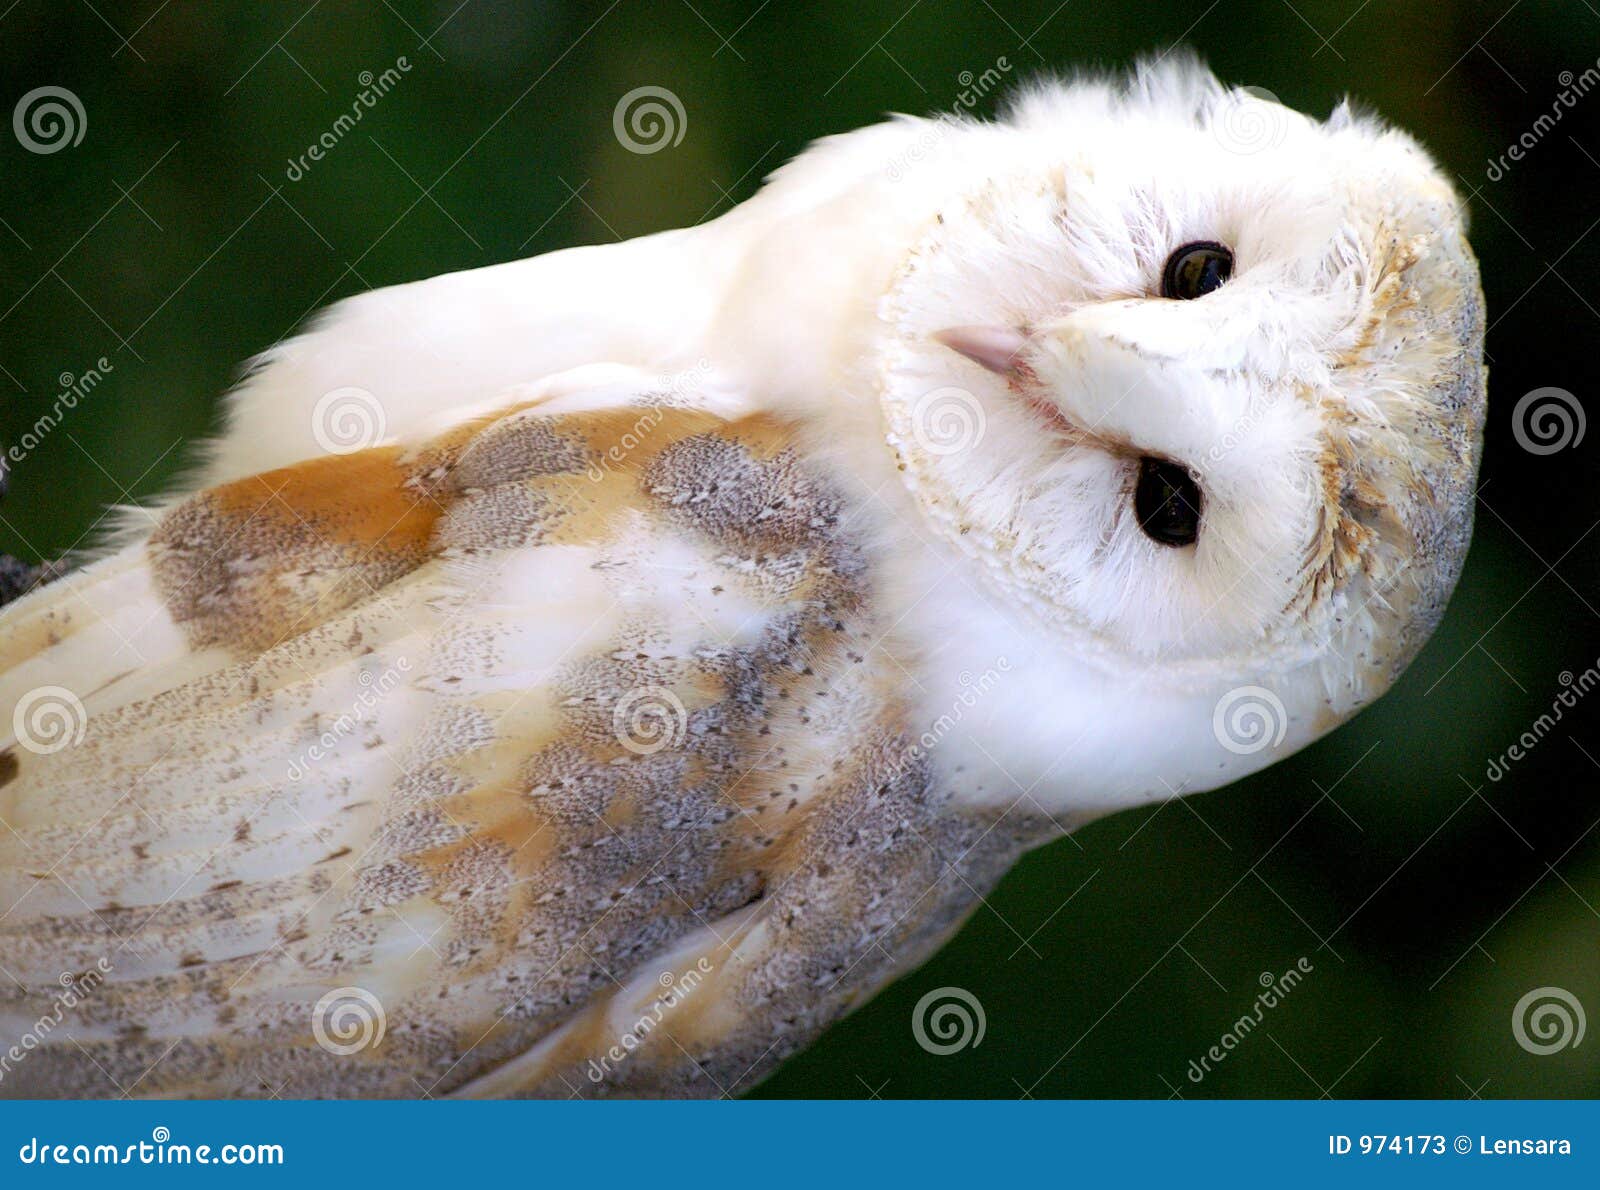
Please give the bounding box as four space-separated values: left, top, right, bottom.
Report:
932 325 1029 376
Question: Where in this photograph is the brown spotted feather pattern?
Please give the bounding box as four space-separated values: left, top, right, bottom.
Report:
0 405 1045 1097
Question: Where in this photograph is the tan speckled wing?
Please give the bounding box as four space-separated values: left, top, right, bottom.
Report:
0 401 1045 1098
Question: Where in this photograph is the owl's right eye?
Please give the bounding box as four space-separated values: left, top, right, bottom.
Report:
1161 242 1234 300
1134 457 1202 547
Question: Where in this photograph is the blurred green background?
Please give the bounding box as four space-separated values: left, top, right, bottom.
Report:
1 0 1596 1098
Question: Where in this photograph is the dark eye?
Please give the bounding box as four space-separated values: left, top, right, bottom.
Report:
1161 241 1234 300
1134 457 1202 547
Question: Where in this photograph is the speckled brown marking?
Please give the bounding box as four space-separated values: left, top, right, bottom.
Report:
1290 203 1484 651
150 448 446 652
0 403 1054 1099
1334 227 1427 372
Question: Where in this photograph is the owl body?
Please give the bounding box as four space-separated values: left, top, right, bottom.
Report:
0 59 1485 1096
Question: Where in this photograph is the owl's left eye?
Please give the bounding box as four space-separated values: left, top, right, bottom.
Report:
1161 241 1233 300
1134 457 1202 547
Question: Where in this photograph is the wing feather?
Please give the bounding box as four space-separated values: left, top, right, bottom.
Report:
0 392 1042 1098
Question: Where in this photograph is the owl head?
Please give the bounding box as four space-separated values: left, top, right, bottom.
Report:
869 58 1486 804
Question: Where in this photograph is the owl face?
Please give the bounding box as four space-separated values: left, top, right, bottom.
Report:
879 64 1486 724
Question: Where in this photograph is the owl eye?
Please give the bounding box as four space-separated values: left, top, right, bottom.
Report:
1134 457 1202 547
1161 241 1234 300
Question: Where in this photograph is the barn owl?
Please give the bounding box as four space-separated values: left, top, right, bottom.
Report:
0 57 1484 1098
